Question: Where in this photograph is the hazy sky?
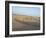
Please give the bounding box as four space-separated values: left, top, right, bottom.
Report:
12 6 40 16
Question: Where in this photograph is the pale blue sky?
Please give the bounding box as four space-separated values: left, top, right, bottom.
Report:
12 6 40 16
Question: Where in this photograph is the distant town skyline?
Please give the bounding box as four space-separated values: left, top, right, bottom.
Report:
12 6 40 16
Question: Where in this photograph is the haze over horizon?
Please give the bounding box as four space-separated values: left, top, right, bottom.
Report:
12 6 40 17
